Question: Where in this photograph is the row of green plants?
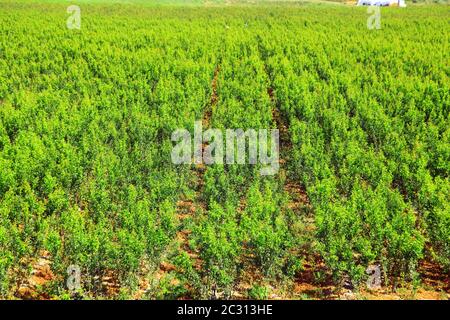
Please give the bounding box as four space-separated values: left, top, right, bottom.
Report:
0 2 221 297
173 41 302 298
260 7 448 286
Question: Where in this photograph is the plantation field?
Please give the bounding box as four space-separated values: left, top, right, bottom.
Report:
0 1 449 299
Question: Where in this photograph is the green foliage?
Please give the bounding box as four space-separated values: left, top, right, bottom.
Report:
247 284 269 300
0 2 448 298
